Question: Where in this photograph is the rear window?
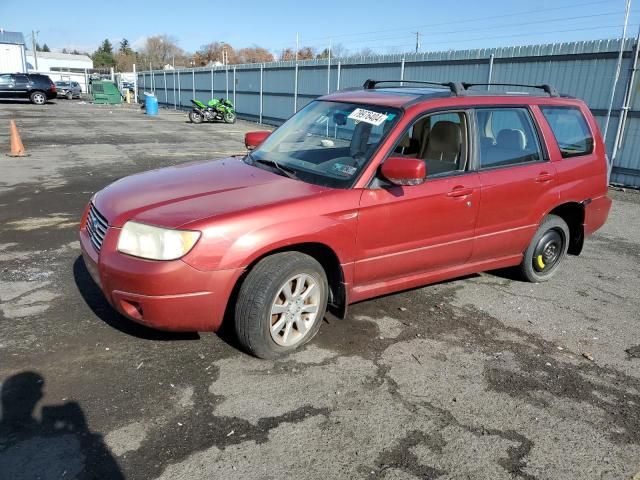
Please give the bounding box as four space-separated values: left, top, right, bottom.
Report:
540 106 594 158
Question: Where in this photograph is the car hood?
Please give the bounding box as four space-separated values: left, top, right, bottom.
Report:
94 157 330 228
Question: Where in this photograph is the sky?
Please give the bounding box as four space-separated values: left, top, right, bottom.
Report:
1 0 639 56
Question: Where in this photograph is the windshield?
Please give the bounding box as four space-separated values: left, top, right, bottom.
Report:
249 100 401 188
56 81 70 86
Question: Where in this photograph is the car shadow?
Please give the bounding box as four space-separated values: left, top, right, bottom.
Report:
0 99 57 105
0 371 124 479
73 256 199 341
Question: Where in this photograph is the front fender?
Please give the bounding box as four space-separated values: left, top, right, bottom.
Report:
181 189 362 272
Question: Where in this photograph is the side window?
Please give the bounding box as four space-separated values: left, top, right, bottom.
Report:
0 75 12 86
540 106 594 158
14 75 29 85
394 111 467 177
477 108 543 169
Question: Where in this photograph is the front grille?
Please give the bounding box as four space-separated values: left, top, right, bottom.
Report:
86 203 109 252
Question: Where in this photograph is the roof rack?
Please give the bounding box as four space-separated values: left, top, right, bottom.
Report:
362 79 559 98
461 82 560 97
362 79 465 96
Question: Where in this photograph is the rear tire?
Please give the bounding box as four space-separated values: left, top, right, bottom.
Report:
189 111 203 124
518 214 569 283
30 91 47 105
235 252 328 359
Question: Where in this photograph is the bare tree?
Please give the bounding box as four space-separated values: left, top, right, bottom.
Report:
352 47 375 58
237 46 274 64
279 48 296 61
194 42 237 66
140 35 185 68
297 46 316 60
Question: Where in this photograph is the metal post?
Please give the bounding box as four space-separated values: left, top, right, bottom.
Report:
400 57 405 86
487 54 495 90
294 32 299 113
336 61 341 90
211 67 214 99
177 70 181 107
173 71 176 109
32 31 39 71
132 64 138 103
164 70 167 105
612 24 640 165
604 0 632 143
233 66 237 107
327 39 332 94
294 62 299 113
143 72 146 91
259 63 264 124
226 63 229 100
192 69 195 100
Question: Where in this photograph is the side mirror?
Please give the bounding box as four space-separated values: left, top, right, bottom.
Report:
245 131 271 150
381 157 426 186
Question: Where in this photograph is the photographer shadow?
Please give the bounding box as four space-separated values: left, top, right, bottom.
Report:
0 371 124 479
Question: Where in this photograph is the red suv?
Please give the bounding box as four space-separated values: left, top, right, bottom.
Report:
79 80 611 358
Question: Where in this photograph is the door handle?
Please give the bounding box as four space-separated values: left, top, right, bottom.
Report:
535 172 554 183
447 186 474 197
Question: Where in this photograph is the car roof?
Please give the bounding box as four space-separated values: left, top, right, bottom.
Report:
320 81 574 109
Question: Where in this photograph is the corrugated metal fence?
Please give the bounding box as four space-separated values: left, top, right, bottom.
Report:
138 38 640 187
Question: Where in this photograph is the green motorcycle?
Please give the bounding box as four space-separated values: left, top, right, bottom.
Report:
189 98 236 124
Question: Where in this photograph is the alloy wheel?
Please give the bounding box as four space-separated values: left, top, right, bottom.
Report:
269 273 321 347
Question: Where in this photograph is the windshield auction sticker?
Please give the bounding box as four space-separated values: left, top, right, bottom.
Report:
348 108 388 126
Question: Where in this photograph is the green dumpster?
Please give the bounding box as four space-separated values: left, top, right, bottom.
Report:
91 80 122 104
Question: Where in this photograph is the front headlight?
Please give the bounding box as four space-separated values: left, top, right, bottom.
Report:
117 221 201 260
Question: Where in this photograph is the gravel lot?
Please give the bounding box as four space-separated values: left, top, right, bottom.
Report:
1 100 639 480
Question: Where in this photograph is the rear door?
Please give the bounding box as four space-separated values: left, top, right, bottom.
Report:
471 107 559 262
355 110 480 287
13 74 30 96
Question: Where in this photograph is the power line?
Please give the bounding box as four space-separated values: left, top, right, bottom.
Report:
309 11 637 49
298 0 617 44
360 22 640 52
266 8 637 55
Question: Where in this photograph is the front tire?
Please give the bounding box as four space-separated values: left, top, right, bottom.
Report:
189 111 203 124
66 91 73 100
30 91 47 105
235 252 328 359
223 111 236 124
519 214 569 282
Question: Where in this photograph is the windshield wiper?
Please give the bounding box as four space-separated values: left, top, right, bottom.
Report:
251 156 299 180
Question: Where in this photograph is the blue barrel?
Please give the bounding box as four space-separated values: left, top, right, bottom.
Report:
145 94 158 116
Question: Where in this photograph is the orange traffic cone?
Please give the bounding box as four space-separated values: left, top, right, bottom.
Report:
8 120 28 157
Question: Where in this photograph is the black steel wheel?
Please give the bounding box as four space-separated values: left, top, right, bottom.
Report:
519 214 569 282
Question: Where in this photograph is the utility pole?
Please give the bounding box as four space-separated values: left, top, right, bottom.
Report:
32 30 39 70
414 31 420 54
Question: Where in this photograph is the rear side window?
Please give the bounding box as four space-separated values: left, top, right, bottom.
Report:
540 106 594 158
476 108 543 169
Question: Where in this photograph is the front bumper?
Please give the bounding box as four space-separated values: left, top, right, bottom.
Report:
79 226 242 332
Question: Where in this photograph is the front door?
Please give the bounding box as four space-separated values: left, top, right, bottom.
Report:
354 110 480 289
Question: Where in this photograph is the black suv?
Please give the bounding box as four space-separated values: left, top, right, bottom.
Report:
0 73 57 105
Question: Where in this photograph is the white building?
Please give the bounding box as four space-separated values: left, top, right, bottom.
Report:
26 51 94 92
0 30 27 73
26 51 93 72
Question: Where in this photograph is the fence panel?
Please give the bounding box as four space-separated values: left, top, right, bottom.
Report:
137 38 640 187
